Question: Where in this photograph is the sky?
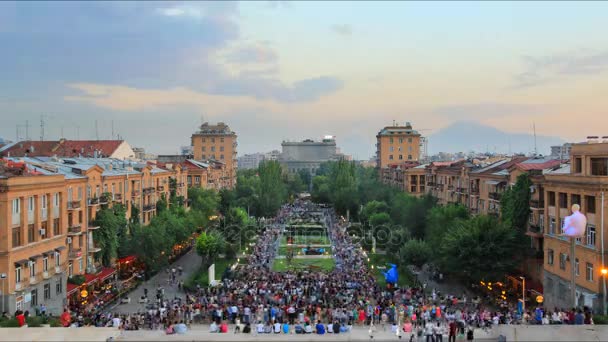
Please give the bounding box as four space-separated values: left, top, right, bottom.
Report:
1 1 608 159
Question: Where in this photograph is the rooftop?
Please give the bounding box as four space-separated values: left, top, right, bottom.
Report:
193 122 236 136
0 139 125 158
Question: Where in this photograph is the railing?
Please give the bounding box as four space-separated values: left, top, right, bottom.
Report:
67 225 82 235
131 190 140 197
456 187 467 193
427 181 435 186
99 195 109 204
470 188 480 195
530 200 545 209
68 248 82 259
55 266 62 274
489 192 502 201
88 244 102 253
68 201 81 210
43 271 51 279
88 197 99 206
528 224 543 234
143 187 155 195
15 281 23 291
29 275 38 285
447 185 454 190
88 221 100 230
143 204 156 212
157 185 165 191
113 193 122 201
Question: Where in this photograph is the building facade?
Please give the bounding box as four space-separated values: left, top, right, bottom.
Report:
238 153 266 170
376 122 422 170
280 137 340 175
191 122 237 188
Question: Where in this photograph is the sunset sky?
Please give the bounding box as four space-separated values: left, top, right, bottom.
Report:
1 1 608 158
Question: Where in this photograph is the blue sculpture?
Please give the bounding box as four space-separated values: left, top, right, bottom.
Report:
382 263 399 284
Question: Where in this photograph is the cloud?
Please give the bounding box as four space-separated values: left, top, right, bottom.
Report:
331 24 353 36
432 103 548 120
222 42 279 65
156 6 203 19
266 1 292 9
513 49 608 88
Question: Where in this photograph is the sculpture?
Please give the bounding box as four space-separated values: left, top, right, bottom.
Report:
562 204 587 237
383 263 399 284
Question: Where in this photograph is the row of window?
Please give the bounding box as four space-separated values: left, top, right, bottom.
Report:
547 250 595 281
546 192 596 213
201 146 225 152
201 154 225 160
12 219 61 248
15 280 62 312
12 194 60 214
388 146 413 153
572 157 608 176
547 216 596 247
201 137 225 143
388 155 413 160
389 137 413 144
15 254 61 284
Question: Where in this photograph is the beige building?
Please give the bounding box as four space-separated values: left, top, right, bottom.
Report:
376 122 421 170
191 122 237 188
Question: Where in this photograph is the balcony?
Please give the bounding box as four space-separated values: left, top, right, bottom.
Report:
131 190 140 197
55 266 62 274
68 248 82 259
15 282 23 291
447 185 454 191
143 187 155 195
456 187 467 193
489 192 502 201
157 185 165 191
526 248 544 259
67 201 81 210
427 181 435 186
527 224 543 237
99 195 109 205
68 224 82 235
113 193 122 202
143 204 156 212
88 221 100 230
30 275 38 285
43 271 51 279
88 244 102 253
470 188 480 195
87 197 99 206
530 200 545 209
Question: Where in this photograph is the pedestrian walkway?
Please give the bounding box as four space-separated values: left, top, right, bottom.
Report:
106 250 202 314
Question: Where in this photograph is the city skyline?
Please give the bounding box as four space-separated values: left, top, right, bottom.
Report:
2 1 608 158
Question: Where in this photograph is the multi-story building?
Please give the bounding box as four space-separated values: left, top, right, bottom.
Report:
550 143 573 160
280 137 342 175
238 153 266 170
542 141 608 312
0 139 136 160
0 161 68 315
376 122 422 170
191 122 237 188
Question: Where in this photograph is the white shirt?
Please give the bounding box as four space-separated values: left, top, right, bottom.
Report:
257 323 265 333
274 323 281 333
112 317 121 328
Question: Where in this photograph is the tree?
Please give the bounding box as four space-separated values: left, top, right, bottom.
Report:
131 222 170 274
501 173 533 232
311 176 331 203
369 212 391 227
298 169 312 191
285 172 305 198
399 239 432 268
93 204 127 267
329 159 358 216
257 161 286 217
425 204 469 248
361 200 389 224
196 231 226 265
391 193 436 240
438 215 520 282
188 188 220 224
156 194 168 214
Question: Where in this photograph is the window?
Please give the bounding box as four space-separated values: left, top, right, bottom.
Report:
111 184 115 196
15 267 21 283
78 187 82 200
55 252 60 267
390 137 394 144
28 224 35 243
399 155 403 160
41 195 47 209
408 146 413 153
12 228 21 247
119 182 122 193
590 158 608 176
220 146 224 152
12 198 20 215
389 155 394 160
586 225 596 247
202 138 206 142
195 176 200 184
78 259 83 273
56 278 63 295
53 218 60 236
220 154 224 160
30 289 37 307
408 155 412 160
201 154 206 159
125 181 129 193
202 146 206 152
574 158 582 173
43 257 48 272
211 146 215 152
586 262 594 281
54 193 59 207
559 253 567 270
571 194 581 206
548 249 554 265
399 138 403 143
68 263 73 277
558 193 568 208
29 261 36 278
548 191 556 206
211 138 215 143
408 138 412 143
586 196 596 213
67 188 73 202
28 196 35 212
220 137 224 143
575 258 580 276
539 215 544 229
44 284 51 300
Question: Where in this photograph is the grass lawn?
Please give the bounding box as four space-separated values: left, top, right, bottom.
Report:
368 253 414 287
280 235 330 246
272 258 335 272
277 246 330 256
185 257 235 288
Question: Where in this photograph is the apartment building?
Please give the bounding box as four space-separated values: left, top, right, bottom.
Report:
0 161 68 315
0 139 136 160
376 122 422 170
191 122 237 188
542 142 608 311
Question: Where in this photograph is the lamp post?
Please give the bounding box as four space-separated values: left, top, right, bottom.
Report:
602 268 608 316
0 273 6 314
520 276 526 315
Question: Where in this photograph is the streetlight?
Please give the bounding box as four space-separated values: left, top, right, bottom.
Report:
1 273 6 314
602 268 608 315
519 276 526 316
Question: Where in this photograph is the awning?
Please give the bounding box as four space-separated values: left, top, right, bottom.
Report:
485 180 501 185
98 267 116 282
55 246 67 252
67 283 79 296
14 259 28 266
83 273 99 285
42 250 55 256
117 255 137 264
29 255 42 261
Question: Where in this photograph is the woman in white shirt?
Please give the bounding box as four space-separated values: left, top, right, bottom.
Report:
274 321 281 333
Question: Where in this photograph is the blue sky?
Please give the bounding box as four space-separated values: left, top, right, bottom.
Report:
1 1 608 158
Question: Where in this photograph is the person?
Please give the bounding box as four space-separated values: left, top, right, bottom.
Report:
434 321 443 342
16 310 25 327
316 320 326 335
295 322 304 334
282 321 290 334
327 321 333 334
242 323 251 334
448 320 457 342
575 310 585 325
256 321 265 334
40 304 47 316
174 320 187 334
403 319 413 341
466 326 474 341
60 309 71 327
424 323 434 342
273 321 281 334
209 321 219 333
219 321 229 333
334 321 341 334
112 315 121 328
305 321 313 334
234 318 243 333
165 322 175 335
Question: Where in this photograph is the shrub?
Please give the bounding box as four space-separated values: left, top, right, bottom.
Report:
26 316 43 327
49 317 62 327
68 274 86 285
0 318 21 327
594 315 608 325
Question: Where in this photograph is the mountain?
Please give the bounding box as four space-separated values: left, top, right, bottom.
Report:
427 121 564 155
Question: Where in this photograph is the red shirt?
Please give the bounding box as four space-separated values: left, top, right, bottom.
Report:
220 323 228 333
16 314 25 327
61 312 71 327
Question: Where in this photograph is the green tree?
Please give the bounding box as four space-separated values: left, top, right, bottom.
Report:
131 222 170 274
438 215 520 282
257 161 286 217
311 176 331 203
196 231 226 265
425 204 469 248
329 159 358 216
361 200 389 224
390 193 436 240
298 169 312 191
285 172 305 198
399 239 432 268
501 173 533 233
156 194 168 214
188 187 220 224
369 212 391 227
93 204 127 267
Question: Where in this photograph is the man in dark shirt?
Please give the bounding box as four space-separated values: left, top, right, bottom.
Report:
448 320 457 342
